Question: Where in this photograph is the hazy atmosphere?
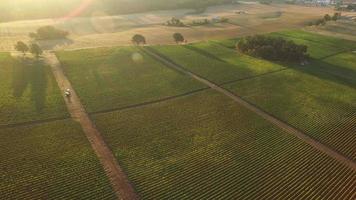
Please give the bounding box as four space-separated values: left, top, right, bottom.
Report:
1 0 355 199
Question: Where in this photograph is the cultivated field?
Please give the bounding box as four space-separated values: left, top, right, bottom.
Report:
0 3 333 51
152 43 285 84
0 120 116 199
222 31 356 160
56 47 204 113
0 53 68 126
93 90 356 199
1 3 356 197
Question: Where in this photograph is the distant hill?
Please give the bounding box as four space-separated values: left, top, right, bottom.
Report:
0 0 232 22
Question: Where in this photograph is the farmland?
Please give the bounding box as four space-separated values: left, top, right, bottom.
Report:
0 120 116 199
221 31 356 160
0 3 333 51
56 47 204 113
150 30 356 160
152 42 284 84
269 30 356 58
53 30 356 198
1 1 356 197
0 53 68 126
93 90 356 199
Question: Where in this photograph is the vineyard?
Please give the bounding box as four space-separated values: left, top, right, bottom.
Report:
0 53 68 126
225 67 356 160
269 30 356 59
0 120 116 199
1 28 355 199
93 90 356 199
56 47 204 113
152 43 284 84
322 52 356 82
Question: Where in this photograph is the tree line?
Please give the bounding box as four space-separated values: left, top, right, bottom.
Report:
307 13 341 26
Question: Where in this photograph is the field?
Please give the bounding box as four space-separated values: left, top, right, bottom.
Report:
152 42 284 84
0 53 68 126
0 3 333 50
1 4 356 197
92 90 356 199
56 47 204 113
270 30 356 58
0 119 116 199
54 29 356 198
222 31 356 160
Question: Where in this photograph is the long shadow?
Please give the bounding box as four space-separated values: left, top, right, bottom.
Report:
12 58 48 112
12 58 30 98
29 59 48 112
183 45 230 64
281 59 356 89
209 37 356 89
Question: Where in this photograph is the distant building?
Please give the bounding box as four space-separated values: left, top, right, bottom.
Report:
297 0 336 5
316 0 331 4
342 0 356 4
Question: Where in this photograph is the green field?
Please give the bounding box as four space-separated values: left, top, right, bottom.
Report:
93 90 356 199
56 47 204 113
0 53 68 126
322 52 356 82
0 120 116 199
225 67 356 160
270 30 356 59
152 42 284 84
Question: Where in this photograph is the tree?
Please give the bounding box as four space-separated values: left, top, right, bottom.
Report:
14 41 29 56
29 26 69 40
30 43 43 58
132 34 146 45
324 14 331 21
173 33 185 44
332 12 341 21
166 17 185 27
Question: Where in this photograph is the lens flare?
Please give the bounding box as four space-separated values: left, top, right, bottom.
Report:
59 0 95 21
131 52 144 63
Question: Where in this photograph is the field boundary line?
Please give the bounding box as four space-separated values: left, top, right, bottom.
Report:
142 46 356 171
90 87 210 115
44 52 139 200
0 116 70 130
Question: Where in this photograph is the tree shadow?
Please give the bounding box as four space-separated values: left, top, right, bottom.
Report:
12 59 29 98
12 58 48 112
282 58 356 89
183 45 229 64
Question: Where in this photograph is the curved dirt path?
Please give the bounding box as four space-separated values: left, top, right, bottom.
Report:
142 47 356 171
44 52 139 200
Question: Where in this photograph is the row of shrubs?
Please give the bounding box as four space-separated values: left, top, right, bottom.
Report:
307 13 341 26
165 17 229 27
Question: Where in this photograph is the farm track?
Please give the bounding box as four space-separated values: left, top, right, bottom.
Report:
43 52 139 200
142 46 356 171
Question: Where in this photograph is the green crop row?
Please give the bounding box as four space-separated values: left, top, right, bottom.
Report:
0 120 116 199
225 67 356 160
93 90 356 199
56 47 204 113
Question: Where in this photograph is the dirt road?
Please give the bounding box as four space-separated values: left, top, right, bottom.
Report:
44 52 139 200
